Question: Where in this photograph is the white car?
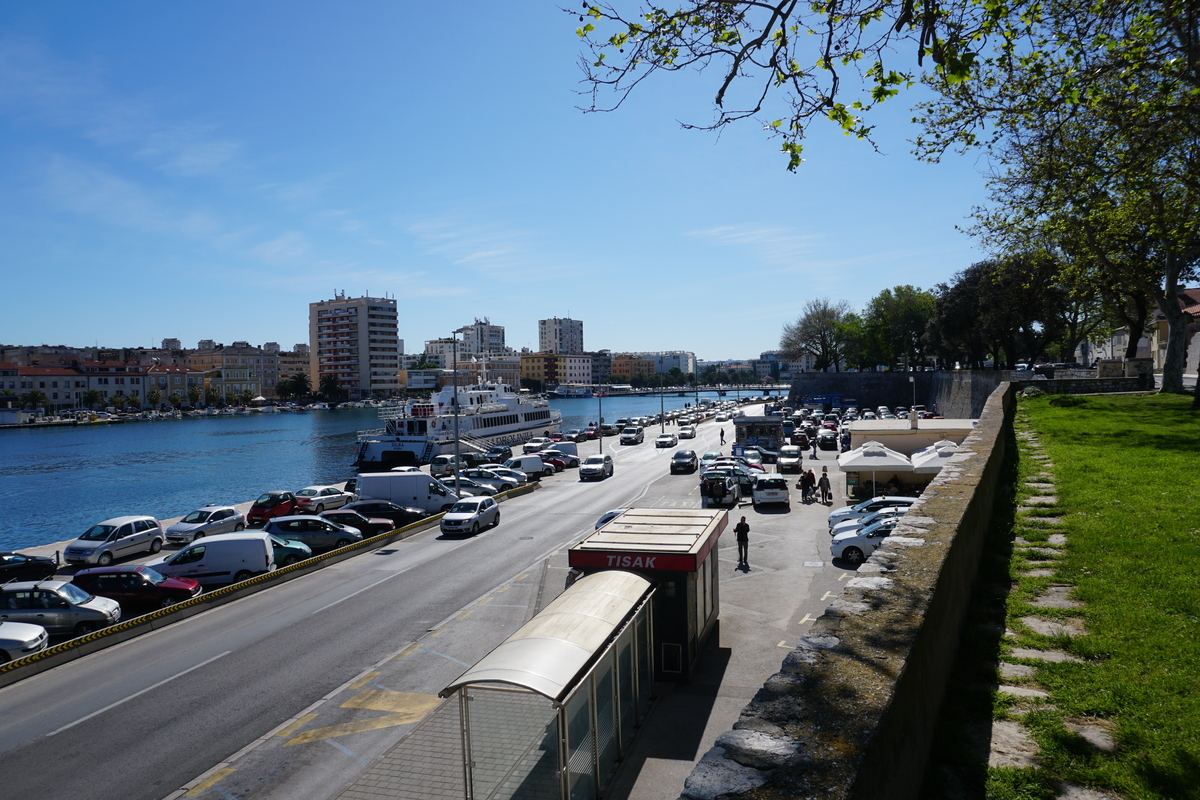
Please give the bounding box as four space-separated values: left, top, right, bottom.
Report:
655 433 679 448
523 437 554 454
828 496 917 529
0 620 49 664
830 517 903 565
829 506 909 537
293 485 352 513
679 425 697 439
751 475 791 507
478 465 530 485
439 496 500 535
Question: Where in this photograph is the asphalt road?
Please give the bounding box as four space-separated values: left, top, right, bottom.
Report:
0 411 753 800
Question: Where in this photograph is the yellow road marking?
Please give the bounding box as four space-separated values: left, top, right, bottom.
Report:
185 768 235 795
477 597 493 605
428 628 443 637
777 640 790 648
821 591 836 601
457 609 473 619
838 572 851 581
514 573 529 582
348 671 380 690
496 585 510 593
285 706 439 746
392 643 420 661
799 613 818 625
341 689 442 714
274 713 318 738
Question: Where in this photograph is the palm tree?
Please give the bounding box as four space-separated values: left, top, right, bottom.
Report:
275 379 292 400
21 390 50 414
238 389 254 405
128 390 141 410
204 386 220 406
318 374 341 401
146 388 162 409
111 394 127 412
290 371 312 398
168 391 182 409
187 386 201 408
224 391 239 407
82 389 103 410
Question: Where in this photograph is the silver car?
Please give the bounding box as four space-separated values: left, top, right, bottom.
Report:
0 580 121 636
439 496 499 535
64 516 165 566
166 505 246 545
262 516 363 553
0 620 49 664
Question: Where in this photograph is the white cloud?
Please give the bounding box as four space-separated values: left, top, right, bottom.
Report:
250 231 310 265
403 214 570 281
688 224 822 267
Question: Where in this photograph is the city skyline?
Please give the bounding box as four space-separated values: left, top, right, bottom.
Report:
0 3 991 359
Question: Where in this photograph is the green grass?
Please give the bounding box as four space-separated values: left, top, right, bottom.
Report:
923 393 1200 800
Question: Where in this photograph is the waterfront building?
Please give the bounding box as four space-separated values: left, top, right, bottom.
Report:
584 350 612 384
1 345 89 367
79 362 149 408
188 343 276 401
309 293 401 399
617 350 697 375
521 353 592 389
197 339 217 351
263 342 281 354
277 350 313 393
423 338 457 364
146 364 204 407
610 355 656 380
538 317 584 354
461 354 522 386
455 318 507 354
16 365 86 411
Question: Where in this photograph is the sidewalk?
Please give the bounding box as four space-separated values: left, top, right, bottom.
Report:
329 490 851 800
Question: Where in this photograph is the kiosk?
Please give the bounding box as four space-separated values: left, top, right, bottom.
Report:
568 508 727 681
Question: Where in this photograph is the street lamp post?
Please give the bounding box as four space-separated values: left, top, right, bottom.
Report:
452 335 461 498
597 390 603 456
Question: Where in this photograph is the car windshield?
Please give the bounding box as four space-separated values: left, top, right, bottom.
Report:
79 524 116 541
448 502 479 514
295 489 318 498
180 511 211 524
142 568 167 585
673 452 692 460
702 452 722 460
583 456 604 464
780 447 801 456
254 494 281 506
58 584 92 604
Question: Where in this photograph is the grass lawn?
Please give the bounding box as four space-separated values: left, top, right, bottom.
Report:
924 392 1200 800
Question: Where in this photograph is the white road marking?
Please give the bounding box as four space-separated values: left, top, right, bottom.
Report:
46 650 232 736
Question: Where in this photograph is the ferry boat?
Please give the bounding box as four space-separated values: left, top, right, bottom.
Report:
547 384 594 399
355 382 562 468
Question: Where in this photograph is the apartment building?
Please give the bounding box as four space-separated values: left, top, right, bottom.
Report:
310 293 401 399
538 317 584 354
455 318 507 354
521 353 592 388
188 343 277 401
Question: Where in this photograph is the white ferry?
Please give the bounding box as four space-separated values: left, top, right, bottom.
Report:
355 382 562 468
547 384 594 399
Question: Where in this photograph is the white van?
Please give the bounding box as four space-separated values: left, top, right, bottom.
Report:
356 472 460 513
504 455 554 479
147 531 275 586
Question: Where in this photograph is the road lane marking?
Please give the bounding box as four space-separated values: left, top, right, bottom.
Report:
418 646 471 667
47 650 232 736
286 708 437 745
392 643 421 661
348 672 380 690
274 713 318 738
838 572 851 581
310 571 405 616
457 609 474 619
184 768 235 796
326 739 368 764
777 641 790 648
341 689 442 714
799 613 818 625
821 591 836 601
477 597 493 605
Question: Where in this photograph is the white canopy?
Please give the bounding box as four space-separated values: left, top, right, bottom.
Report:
911 441 960 473
836 441 914 474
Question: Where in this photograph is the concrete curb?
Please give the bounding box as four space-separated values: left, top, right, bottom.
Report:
0 483 542 689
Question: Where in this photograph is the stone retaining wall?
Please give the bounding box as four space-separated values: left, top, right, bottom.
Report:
1013 377 1147 394
680 381 1016 800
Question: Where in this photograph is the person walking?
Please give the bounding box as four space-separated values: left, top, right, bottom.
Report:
734 515 750 566
818 467 832 504
811 436 819 459
720 428 726 445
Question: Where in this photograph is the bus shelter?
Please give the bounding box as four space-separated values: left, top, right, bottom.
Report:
439 571 655 800
568 508 727 681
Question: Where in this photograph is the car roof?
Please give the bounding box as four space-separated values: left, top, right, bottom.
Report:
93 515 155 526
1 579 69 591
190 505 237 512
74 565 150 576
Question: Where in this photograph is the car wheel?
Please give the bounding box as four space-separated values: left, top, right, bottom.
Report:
149 538 163 554
194 532 205 540
315 504 324 513
471 523 480 535
233 570 253 582
842 547 865 565
75 622 101 636
161 597 181 609
492 512 500 528
335 538 352 549
0 650 9 665
234 523 244 531
544 467 554 477
283 555 300 566
97 552 114 567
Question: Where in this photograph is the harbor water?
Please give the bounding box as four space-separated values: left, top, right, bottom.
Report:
1 391 746 551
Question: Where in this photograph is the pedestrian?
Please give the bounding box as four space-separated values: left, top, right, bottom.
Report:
811 437 819 459
734 515 750 566
720 428 726 445
800 469 815 502
818 467 832 504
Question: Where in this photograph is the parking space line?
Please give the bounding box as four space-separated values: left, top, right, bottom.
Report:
799 613 818 625
184 768 235 796
418 646 471 667
274 713 318 738
348 672 380 690
326 739 368 764
392 642 421 661
341 689 442 714
286 711 434 746
821 591 837 601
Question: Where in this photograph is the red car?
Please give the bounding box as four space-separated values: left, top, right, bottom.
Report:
71 565 201 610
246 491 298 527
548 431 565 442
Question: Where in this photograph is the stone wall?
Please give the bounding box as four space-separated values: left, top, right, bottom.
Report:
1013 377 1146 394
680 382 1016 800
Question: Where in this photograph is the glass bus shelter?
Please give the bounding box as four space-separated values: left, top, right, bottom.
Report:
439 571 655 800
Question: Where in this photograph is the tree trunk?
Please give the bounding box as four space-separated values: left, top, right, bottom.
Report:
1155 258 1189 394
1124 300 1150 359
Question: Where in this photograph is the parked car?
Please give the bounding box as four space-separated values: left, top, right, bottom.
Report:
713 456 765 473
0 620 49 664
429 455 470 479
701 473 740 506
246 491 298 527
751 475 791 507
148 531 275 586
678 425 697 439
505 455 554 478
523 437 554 454
656 433 679 448
444 477 498 496
320 509 395 538
579 454 614 480
536 454 566 473
293 485 353 513
827 496 918 529
564 429 588 442
830 518 904 565
539 448 580 468
547 431 565 442
742 445 779 464
165 505 246 545
0 580 121 636
670 450 699 474
262 516 363 553
484 444 514 462
63 516 165 567
343 500 429 529
476 465 531 486
268 534 313 566
0 551 57 583
699 451 724 470
829 506 910 537
457 468 517 492
439 496 500 535
71 565 201 610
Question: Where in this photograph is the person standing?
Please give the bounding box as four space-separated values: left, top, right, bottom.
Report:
734 515 750 566
818 467 832 504
811 436 819 459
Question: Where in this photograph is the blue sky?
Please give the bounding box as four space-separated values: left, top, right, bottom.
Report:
0 1 994 360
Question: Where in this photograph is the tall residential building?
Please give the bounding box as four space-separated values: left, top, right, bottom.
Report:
309 293 400 399
455 318 507 354
538 317 583 354
161 338 182 351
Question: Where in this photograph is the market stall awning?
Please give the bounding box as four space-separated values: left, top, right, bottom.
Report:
911 441 961 473
836 440 914 474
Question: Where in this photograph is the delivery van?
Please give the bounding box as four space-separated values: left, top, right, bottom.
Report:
355 472 460 513
503 455 553 479
147 531 275 586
